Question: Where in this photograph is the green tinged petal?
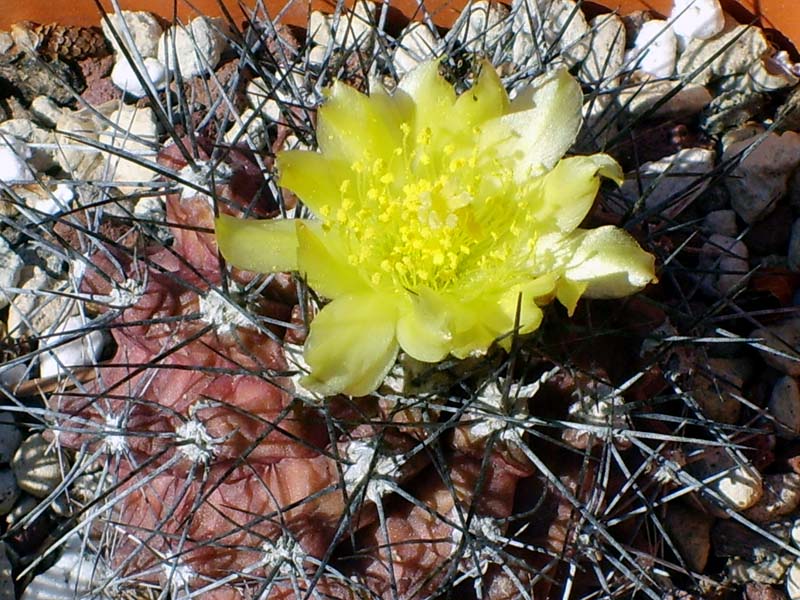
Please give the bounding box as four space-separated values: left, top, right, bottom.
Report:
563 226 657 298
215 214 300 273
296 222 369 298
540 154 623 232
302 293 399 397
277 150 347 215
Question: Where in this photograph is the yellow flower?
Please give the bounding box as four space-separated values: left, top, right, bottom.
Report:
216 61 657 397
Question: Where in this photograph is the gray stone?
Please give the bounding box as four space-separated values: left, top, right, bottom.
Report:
0 543 12 600
0 470 19 515
621 148 715 219
698 234 750 297
770 376 800 437
704 210 738 238
20 534 103 600
752 318 800 376
724 129 800 223
0 413 21 464
12 434 62 498
38 315 107 380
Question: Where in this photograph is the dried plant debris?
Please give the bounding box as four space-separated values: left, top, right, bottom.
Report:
2 0 800 598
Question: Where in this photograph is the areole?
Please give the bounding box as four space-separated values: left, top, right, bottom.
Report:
1 0 798 51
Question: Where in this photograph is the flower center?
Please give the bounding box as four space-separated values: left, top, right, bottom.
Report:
318 125 541 293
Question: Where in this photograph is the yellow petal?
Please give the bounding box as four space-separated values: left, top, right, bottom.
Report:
296 222 369 298
397 59 457 139
277 150 348 216
540 154 623 232
564 226 657 298
453 61 510 128
215 214 299 273
302 293 399 396
499 275 556 333
396 288 453 363
555 279 588 316
316 80 410 163
481 67 583 179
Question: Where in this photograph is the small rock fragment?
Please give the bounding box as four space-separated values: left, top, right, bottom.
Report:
100 104 159 188
38 315 106 380
0 543 12 600
223 108 268 150
670 0 725 47
29 95 62 128
664 501 713 571
692 357 748 423
394 22 439 76
448 0 510 55
0 470 18 516
0 237 23 310
698 233 750 296
102 10 163 58
769 376 800 437
789 219 800 272
157 16 226 78
20 533 103 600
12 434 62 498
743 473 800 523
627 19 677 79
0 413 21 464
110 56 168 97
0 135 35 183
725 129 800 223
511 0 590 69
689 446 763 510
788 560 800 599
579 13 626 85
620 148 715 218
308 2 375 66
753 319 800 377
704 210 738 238
617 77 712 119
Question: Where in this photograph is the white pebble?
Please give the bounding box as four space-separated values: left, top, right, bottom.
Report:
29 183 75 218
111 56 168 97
394 22 439 76
157 16 226 78
39 315 106 380
788 560 800 599
12 434 62 498
20 533 102 600
628 20 677 78
0 135 35 183
102 10 163 58
0 236 23 310
670 0 725 45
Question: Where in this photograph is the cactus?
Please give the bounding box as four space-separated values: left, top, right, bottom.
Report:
2 1 800 599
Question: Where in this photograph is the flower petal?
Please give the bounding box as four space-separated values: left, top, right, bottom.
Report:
316 80 411 163
302 293 399 396
215 214 300 273
564 225 657 298
398 60 457 139
481 67 583 178
540 154 623 232
396 288 453 363
277 150 348 216
453 61 510 128
296 222 369 297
